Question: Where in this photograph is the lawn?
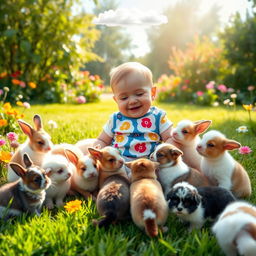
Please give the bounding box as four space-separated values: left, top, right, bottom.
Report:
0 99 255 256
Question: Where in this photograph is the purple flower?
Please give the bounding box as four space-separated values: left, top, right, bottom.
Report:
7 132 18 142
0 139 6 146
217 84 227 93
239 146 252 155
76 96 86 104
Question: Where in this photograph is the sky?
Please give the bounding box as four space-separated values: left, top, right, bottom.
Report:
84 0 253 57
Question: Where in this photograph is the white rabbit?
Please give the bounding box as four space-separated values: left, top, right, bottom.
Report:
8 114 53 182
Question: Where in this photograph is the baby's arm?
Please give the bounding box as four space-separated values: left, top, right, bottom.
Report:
93 130 112 148
161 125 173 144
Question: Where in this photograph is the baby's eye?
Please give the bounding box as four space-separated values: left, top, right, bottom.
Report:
207 143 214 148
182 130 188 134
136 92 144 97
120 96 128 101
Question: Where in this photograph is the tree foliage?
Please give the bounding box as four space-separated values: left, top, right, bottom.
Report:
0 0 100 101
144 0 220 78
85 0 132 84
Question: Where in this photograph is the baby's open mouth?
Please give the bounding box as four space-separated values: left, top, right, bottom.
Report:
129 106 141 111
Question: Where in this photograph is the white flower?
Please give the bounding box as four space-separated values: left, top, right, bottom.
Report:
229 102 234 106
230 93 237 99
212 101 219 107
48 120 58 129
236 126 248 133
223 99 230 105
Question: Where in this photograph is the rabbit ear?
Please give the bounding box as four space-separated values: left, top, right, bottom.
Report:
9 163 27 178
195 120 212 134
223 139 241 150
64 149 79 166
33 115 42 130
88 148 102 160
18 120 34 139
23 153 33 168
170 148 183 159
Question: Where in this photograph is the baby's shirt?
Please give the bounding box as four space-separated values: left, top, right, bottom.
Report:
103 106 172 159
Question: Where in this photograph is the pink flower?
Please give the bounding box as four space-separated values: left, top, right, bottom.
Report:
134 143 146 153
217 84 227 93
205 81 215 89
19 81 26 88
181 85 188 91
23 102 30 109
10 141 19 149
76 96 86 104
0 139 6 146
227 87 235 93
0 89 3 95
141 118 152 128
248 85 255 91
196 91 204 96
239 146 252 155
7 132 18 142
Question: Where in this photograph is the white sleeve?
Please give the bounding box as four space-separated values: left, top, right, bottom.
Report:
103 114 114 137
159 111 173 134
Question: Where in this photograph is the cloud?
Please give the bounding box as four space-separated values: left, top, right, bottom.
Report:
92 8 168 27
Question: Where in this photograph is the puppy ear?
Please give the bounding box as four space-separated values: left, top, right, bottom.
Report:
194 192 202 204
18 120 34 139
64 149 79 166
170 148 183 159
88 148 102 160
9 163 27 178
223 139 241 150
33 114 42 130
23 153 33 168
195 120 212 134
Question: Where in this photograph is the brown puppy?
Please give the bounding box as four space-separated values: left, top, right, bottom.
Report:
88 147 130 228
151 143 214 196
127 158 168 237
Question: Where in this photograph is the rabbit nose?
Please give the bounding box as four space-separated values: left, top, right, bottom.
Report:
197 145 202 150
46 146 51 151
173 132 177 136
89 173 96 178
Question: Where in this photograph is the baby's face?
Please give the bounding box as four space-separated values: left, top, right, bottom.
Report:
113 78 156 118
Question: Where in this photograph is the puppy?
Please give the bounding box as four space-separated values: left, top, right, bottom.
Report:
42 154 73 209
0 153 51 218
88 147 130 228
51 144 99 199
212 201 256 256
127 158 168 237
8 115 53 182
167 182 236 230
197 130 251 198
151 143 214 196
172 120 211 171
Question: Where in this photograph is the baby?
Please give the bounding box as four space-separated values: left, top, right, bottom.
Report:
93 62 173 161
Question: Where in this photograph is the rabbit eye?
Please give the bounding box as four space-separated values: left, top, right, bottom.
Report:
182 130 188 134
108 158 115 163
37 141 44 145
207 143 214 148
156 152 164 158
34 176 42 184
93 164 97 168
57 169 63 174
81 167 86 172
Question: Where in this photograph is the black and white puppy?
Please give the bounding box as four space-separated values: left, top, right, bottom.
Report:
166 182 236 230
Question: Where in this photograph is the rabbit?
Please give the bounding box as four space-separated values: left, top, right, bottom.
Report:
42 153 74 209
0 153 51 218
7 114 53 182
197 130 251 198
75 138 98 155
171 120 212 171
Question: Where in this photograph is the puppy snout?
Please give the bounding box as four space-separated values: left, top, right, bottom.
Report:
196 145 202 150
177 207 183 212
89 172 96 178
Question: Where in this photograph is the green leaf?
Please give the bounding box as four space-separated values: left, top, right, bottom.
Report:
3 29 17 37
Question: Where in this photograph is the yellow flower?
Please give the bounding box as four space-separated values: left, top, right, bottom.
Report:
3 102 12 110
148 133 159 141
0 119 8 127
16 101 24 107
0 151 12 163
0 72 7 78
161 115 167 124
243 104 253 111
64 200 82 213
120 122 131 130
116 135 124 142
28 82 37 89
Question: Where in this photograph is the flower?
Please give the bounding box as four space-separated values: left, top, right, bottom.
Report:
0 119 8 127
205 81 215 89
230 94 237 99
0 151 12 163
134 143 146 153
76 96 86 104
3 87 9 92
227 88 235 93
236 126 248 133
181 85 188 91
10 141 19 149
212 101 219 107
23 102 30 109
48 120 58 129
217 84 227 93
0 89 3 95
16 101 24 107
196 91 204 97
7 132 18 142
12 79 21 85
28 82 37 89
248 85 255 91
223 99 230 105
239 146 252 155
19 81 26 88
0 139 6 146
243 104 253 111
141 118 152 128
229 102 234 106
64 200 82 213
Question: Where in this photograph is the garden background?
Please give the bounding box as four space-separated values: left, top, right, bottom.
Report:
0 0 256 255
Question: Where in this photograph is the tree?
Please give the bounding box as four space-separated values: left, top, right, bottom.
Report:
85 0 132 84
0 0 100 102
144 0 220 78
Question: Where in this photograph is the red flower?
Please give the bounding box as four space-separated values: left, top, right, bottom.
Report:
141 118 152 128
134 143 146 153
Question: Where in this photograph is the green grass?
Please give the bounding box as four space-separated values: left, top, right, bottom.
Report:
0 99 255 256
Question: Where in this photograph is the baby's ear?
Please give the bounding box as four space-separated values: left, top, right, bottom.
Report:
151 86 157 100
223 139 241 150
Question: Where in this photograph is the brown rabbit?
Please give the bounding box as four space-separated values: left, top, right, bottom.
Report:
0 153 51 218
7 115 53 182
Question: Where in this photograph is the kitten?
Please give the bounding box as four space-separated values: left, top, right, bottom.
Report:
167 182 236 230
127 158 168 237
